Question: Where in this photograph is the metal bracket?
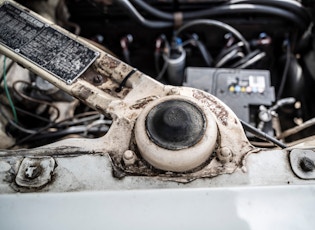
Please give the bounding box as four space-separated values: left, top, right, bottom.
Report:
0 1 258 183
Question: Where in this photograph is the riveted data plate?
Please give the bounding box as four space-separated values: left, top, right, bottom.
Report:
0 2 99 84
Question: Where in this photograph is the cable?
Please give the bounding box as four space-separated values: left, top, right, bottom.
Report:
0 102 51 123
175 19 251 54
229 0 310 23
276 39 291 100
9 111 109 148
181 35 213 66
237 51 266 69
2 56 18 123
240 120 287 149
155 56 168 80
131 0 173 21
56 114 106 127
12 80 60 122
183 4 308 31
215 41 244 64
231 49 261 68
215 49 240 68
130 1 310 31
116 0 173 28
27 126 110 142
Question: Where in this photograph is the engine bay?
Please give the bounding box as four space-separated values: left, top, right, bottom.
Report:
1 0 315 150
0 0 315 188
3 2 315 229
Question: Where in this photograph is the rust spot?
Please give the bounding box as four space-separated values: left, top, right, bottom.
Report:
95 55 120 75
77 86 93 100
103 88 112 95
98 55 120 71
130 96 159 110
193 90 229 126
122 89 129 96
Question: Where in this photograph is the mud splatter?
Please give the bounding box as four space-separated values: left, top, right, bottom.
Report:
130 96 159 109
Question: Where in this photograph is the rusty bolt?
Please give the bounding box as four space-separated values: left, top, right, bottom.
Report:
299 157 315 172
123 150 136 166
25 165 42 179
93 75 103 85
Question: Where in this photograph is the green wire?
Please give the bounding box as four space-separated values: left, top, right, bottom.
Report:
3 56 18 123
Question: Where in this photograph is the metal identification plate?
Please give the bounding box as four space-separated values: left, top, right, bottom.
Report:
0 2 99 84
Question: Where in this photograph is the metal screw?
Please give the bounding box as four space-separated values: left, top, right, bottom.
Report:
299 157 315 172
25 165 42 179
93 75 103 85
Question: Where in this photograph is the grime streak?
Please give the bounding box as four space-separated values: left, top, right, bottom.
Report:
193 90 228 126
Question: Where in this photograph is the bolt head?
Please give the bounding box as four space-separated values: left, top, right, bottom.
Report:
123 150 135 160
123 150 136 166
93 75 103 85
25 165 42 179
300 157 315 172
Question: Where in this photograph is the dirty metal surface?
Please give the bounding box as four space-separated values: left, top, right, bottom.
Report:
0 149 314 194
0 1 257 188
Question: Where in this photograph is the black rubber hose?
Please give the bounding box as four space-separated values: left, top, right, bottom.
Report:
131 0 174 20
195 40 213 67
229 0 310 23
277 40 291 100
130 0 309 31
183 4 308 30
116 0 172 28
